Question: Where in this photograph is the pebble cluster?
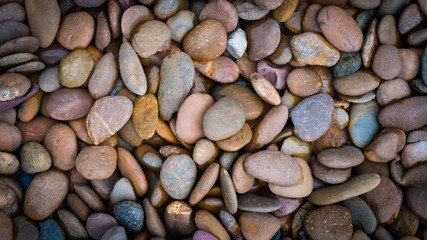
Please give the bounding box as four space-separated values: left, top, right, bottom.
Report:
0 0 426 240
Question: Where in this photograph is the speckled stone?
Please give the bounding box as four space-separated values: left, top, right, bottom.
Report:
226 28 247 59
348 100 380 148
332 52 361 78
166 10 196 43
342 197 377 234
237 193 281 213
38 218 65 240
290 94 334 142
113 201 144 232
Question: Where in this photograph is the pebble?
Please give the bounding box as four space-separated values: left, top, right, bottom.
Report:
113 201 144 232
333 52 361 78
0 21 29 47
132 93 158 140
376 79 411 107
238 193 281 213
119 42 147 96
56 11 94 50
164 201 197 236
362 176 403 224
219 210 242 239
226 28 247 59
317 6 363 52
308 173 381 205
0 73 31 101
143 198 166 238
25 0 60 48
216 123 252 152
287 67 322 97
304 205 353 240
290 93 334 142
397 48 419 81
0 36 40 58
23 170 69 220
378 96 427 132
35 41 69 65
110 178 136 204
158 51 195 121
12 215 39 240
38 67 60 93
75 146 117 180
199 0 238 33
0 121 22 152
302 4 322 33
86 213 119 240
362 19 379 68
74 0 106 7
364 128 406 163
220 168 238 214
334 70 380 96
131 20 171 59
401 140 427 169
189 163 219 206
193 230 218 240
239 212 280 240
318 145 364 169
117 147 148 198
342 197 377 234
406 187 427 219
245 150 302 186
166 10 196 43
310 157 351 184
0 181 18 214
231 0 269 21
20 142 51 174
388 205 419 237
194 56 239 84
74 184 105 212
183 19 227 61
348 100 380 148
101 226 127 240
249 72 281 105
281 136 312 162
402 163 427 187
120 5 153 40
160 154 197 200
0 152 19 174
231 153 254 194
195 210 230 240
0 3 25 23
260 57 292 90
67 193 91 222
0 53 37 70
290 32 340 67
59 48 94 88
153 0 188 20
372 44 402 80
398 4 423 35
38 218 65 240
245 17 281 61
88 52 118 99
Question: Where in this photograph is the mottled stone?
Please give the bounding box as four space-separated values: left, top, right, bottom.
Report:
59 48 94 88
311 157 351 184
38 218 65 240
131 20 171 59
333 52 361 78
166 10 196 43
348 100 380 148
195 210 230 240
245 17 281 61
113 201 144 232
161 154 197 200
342 197 377 234
119 42 147 95
25 0 60 48
239 212 280 240
318 145 364 169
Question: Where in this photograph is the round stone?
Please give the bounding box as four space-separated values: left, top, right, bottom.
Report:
287 67 322 97
56 11 94 50
239 212 280 240
86 213 118 240
372 44 402 80
0 73 31 101
75 146 117 180
199 0 238 33
245 17 281 61
113 201 144 232
20 142 51 174
131 20 171 59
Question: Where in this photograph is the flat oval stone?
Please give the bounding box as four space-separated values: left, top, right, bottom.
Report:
195 56 239 84
143 198 166 238
20 142 51 174
245 17 280 61
195 210 230 240
378 96 427 132
193 230 218 240
164 200 197 236
160 154 197 200
6 60 44 75
231 153 254 194
281 136 312 162
376 79 411 107
11 215 39 240
0 36 40 58
101 226 126 240
38 67 60 93
0 121 21 152
238 193 281 213
183 19 227 61
0 73 30 101
158 51 195 121
0 21 29 46
310 157 351 184
59 48 94 88
364 128 406 163
272 0 298 22
244 150 302 186
290 93 334 142
113 201 144 232
75 146 117 180
308 173 381 205
189 163 220 206
402 163 427 187
239 212 280 240
231 0 269 21
56 11 94 50
219 168 237 214
45 88 94 121
0 53 38 70
131 20 171 59
88 52 118 99
317 6 363 52
402 141 427 169
362 176 403 224
372 44 402 80
0 152 19 174
121 5 154 40
25 0 60 48
406 187 427 219
153 0 188 20
378 15 399 46
287 67 322 97
86 213 118 240
398 4 423 35
57 209 88 239
23 170 69 221
216 122 252 151
333 70 380 96
318 145 364 169
38 218 65 240
67 193 91 222
397 48 419 81
110 178 136 204
35 41 69 65
348 100 380 148
86 96 133 145
199 0 238 33
219 210 242 239
342 197 377 235
203 96 245 141
132 93 158 140
0 3 25 23
166 10 196 43
119 42 147 95
304 205 353 240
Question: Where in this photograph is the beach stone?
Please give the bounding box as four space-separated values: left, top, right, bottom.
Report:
281 136 312 162
194 56 239 84
308 173 381 205
304 205 353 240
120 5 153 40
387 205 419 238
397 48 419 81
113 201 144 232
193 230 218 240
226 28 247 59
239 212 280 240
119 42 147 96
398 4 423 35
67 193 91 222
117 147 148 198
219 210 242 239
231 153 254 194
238 193 281 213
203 97 245 141
131 20 171 59
189 163 220 206
231 0 269 21
402 163 427 187
317 6 363 52
290 93 334 142
348 100 380 148
372 44 402 80
0 3 25 22
143 198 166 238
74 0 106 7
74 184 105 213
86 96 133 145
0 36 40 58
287 67 322 97
91 171 120 200
153 0 188 20
244 150 302 186
166 10 196 43
342 197 377 234
183 19 227 61
101 226 126 240
6 60 44 75
161 154 197 200
25 0 60 48
38 67 60 93
216 123 251 151
282 0 309 34
12 215 38 240
86 213 119 240
378 96 427 132
59 49 94 84
0 122 20 152
195 210 230 240
0 21 29 46
302 3 322 33
56 11 94 50
333 52 361 78
38 218 65 240
249 72 281 105
75 146 117 180
132 93 158 140
376 79 411 107
406 187 427 219
158 51 195 121
362 176 403 224
0 152 19 174
164 201 197 236
318 145 364 169
245 17 280 61
0 53 37 70
110 178 136 204
20 142 51 174
0 181 18 214
334 70 380 96
88 52 118 99
311 157 351 184
364 128 406 163
35 41 69 65
290 32 340 67
199 0 238 33
401 140 427 169
23 170 69 221
378 15 399 46
0 73 30 102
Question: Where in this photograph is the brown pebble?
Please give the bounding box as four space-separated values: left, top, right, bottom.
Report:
245 17 281 61
240 212 280 240
199 0 238 33
56 11 94 50
44 123 77 171
75 146 117 180
372 44 402 80
287 67 322 97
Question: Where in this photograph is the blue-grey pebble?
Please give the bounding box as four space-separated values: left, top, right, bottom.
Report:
113 201 144 232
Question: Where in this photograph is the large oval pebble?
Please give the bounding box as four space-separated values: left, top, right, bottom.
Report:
245 17 280 61
75 146 117 180
132 93 158 140
318 145 364 169
45 88 94 121
348 100 380 148
333 70 380 96
119 42 147 96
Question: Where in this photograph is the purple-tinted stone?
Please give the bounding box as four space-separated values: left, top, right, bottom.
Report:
35 41 70 65
118 0 137 10
259 189 302 216
257 59 292 90
0 83 39 113
192 230 218 240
